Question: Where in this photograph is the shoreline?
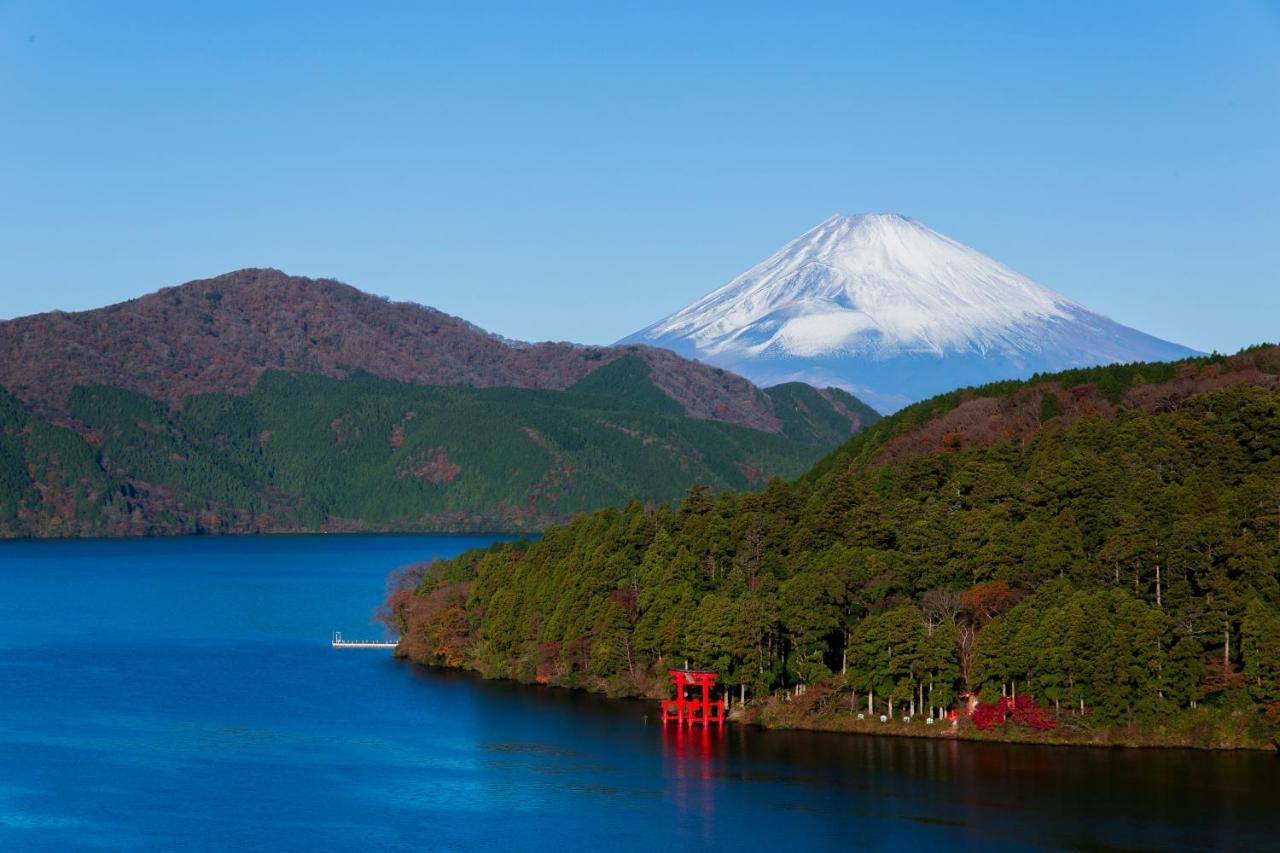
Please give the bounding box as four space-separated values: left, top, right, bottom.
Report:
743 707 1279 753
398 656 1279 754
0 529 532 545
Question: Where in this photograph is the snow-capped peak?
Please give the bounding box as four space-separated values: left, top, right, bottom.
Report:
619 213 1198 412
639 212 1079 361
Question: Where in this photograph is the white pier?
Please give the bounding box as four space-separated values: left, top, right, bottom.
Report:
331 631 398 649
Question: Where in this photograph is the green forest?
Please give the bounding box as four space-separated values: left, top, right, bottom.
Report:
383 348 1280 749
0 357 873 537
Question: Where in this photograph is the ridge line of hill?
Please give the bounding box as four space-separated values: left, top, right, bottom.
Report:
0 267 880 437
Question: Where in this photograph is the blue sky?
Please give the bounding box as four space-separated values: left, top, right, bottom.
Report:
1 1 1276 353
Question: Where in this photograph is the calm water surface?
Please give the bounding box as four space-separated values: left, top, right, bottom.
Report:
1 536 1277 851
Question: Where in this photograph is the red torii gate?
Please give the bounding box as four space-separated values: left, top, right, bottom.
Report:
661 668 724 726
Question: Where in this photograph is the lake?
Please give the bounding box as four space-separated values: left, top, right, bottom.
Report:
1 535 1277 851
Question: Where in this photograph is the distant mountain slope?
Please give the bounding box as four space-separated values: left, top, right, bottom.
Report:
0 267 877 435
0 365 852 538
621 214 1200 412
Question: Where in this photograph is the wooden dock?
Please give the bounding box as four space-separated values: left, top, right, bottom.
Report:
331 631 398 649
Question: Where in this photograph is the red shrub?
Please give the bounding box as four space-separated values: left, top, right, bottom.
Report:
971 695 1055 731
1010 694 1055 730
972 701 1006 730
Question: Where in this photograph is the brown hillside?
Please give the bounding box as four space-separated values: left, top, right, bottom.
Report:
0 268 865 435
872 346 1280 467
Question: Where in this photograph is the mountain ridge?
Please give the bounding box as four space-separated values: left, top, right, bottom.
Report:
0 267 878 435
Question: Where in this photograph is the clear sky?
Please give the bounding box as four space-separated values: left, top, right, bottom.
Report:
1 2 1276 353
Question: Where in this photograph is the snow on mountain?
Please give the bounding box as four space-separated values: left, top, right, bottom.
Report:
619 214 1200 412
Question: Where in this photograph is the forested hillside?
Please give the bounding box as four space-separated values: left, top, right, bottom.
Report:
0 358 868 537
383 346 1280 748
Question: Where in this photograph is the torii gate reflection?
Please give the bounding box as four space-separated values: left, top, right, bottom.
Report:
660 669 728 840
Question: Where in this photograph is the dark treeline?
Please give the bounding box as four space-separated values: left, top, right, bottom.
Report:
385 349 1280 747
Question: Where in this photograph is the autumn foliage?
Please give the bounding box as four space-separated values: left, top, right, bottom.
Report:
377 562 473 667
971 700 1005 730
962 580 1018 625
972 695 1055 731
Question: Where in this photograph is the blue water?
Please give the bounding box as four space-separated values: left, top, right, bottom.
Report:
1 536 1277 851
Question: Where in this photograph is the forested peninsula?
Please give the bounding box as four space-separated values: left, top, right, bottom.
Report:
382 346 1280 750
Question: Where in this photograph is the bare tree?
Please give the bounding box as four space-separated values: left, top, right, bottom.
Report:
921 587 962 635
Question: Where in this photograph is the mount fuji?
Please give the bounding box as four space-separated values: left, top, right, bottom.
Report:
619 214 1200 412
